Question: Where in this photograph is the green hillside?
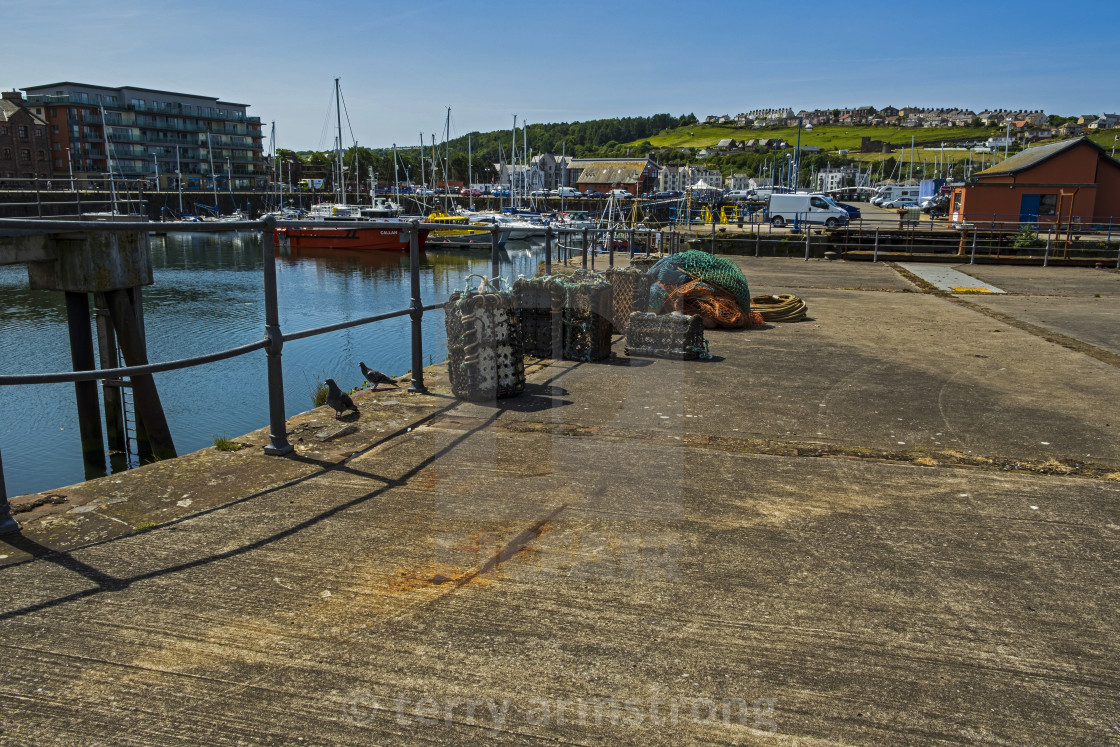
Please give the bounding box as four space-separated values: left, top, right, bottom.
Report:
631 123 1000 153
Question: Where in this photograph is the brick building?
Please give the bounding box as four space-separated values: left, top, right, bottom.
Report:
949 137 1120 225
570 157 659 195
0 90 51 184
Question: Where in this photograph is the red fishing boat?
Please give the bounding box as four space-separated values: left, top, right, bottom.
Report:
274 221 428 251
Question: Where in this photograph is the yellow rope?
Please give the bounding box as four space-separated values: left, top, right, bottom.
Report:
750 294 807 322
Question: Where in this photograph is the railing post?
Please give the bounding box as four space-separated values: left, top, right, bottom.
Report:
629 227 635 260
609 228 615 268
544 225 553 275
0 448 18 535
261 216 292 456
873 226 879 262
581 228 588 269
970 228 977 265
804 224 811 261
591 229 596 271
1043 229 1051 267
490 226 500 280
408 220 428 394
755 227 761 257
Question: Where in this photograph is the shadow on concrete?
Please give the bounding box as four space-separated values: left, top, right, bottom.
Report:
0 398 506 621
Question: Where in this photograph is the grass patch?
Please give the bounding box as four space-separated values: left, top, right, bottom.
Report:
212 436 243 452
312 379 329 407
135 521 157 531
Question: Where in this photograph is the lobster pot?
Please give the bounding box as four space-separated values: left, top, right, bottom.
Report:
558 273 613 362
445 290 525 401
514 277 563 358
604 267 651 334
625 312 707 360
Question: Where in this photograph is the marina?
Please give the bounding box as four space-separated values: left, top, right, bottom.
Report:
0 228 547 497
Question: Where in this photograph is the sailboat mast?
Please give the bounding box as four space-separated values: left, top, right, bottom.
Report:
99 105 118 214
444 106 451 209
207 131 217 213
511 114 516 208
335 77 344 205
420 133 426 196
468 133 473 211
393 144 400 205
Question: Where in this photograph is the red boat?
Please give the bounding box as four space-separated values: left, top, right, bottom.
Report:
275 223 429 252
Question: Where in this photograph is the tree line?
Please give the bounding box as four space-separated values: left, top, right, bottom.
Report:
277 113 699 186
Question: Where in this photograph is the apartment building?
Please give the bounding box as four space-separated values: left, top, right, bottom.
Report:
20 82 265 190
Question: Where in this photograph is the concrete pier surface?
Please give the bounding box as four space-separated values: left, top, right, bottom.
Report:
2 258 1118 744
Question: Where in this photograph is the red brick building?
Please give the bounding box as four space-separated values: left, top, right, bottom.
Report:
950 137 1120 226
0 90 51 184
570 157 660 195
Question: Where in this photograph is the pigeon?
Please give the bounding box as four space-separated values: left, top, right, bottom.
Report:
360 362 399 391
324 378 357 419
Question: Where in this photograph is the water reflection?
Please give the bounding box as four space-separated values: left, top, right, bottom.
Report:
0 231 546 497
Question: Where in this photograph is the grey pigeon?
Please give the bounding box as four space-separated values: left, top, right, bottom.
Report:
360 362 399 390
324 378 357 419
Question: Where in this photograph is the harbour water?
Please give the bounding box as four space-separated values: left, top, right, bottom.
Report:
0 231 548 498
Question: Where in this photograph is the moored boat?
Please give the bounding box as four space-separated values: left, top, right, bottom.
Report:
275 221 426 252
424 211 510 249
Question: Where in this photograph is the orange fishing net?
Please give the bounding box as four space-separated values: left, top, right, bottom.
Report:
661 280 748 329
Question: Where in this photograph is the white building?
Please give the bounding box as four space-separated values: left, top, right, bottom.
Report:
814 166 871 192
726 173 752 190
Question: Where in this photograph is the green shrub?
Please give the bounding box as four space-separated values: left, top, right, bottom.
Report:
212 436 243 452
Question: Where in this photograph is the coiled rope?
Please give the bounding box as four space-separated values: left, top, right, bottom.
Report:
750 294 808 322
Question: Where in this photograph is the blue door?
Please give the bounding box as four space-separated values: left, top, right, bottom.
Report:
1019 194 1041 224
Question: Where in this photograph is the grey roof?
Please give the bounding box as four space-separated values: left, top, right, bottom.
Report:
0 99 47 124
975 137 1110 177
574 160 649 184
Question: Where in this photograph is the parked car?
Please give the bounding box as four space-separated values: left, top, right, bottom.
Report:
529 189 550 196
414 187 434 196
552 186 581 197
836 203 862 221
460 187 482 197
725 189 754 201
652 190 683 199
493 188 510 197
607 189 633 199
585 191 607 199
883 198 919 209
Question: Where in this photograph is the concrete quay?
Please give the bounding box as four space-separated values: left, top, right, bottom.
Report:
1 258 1118 744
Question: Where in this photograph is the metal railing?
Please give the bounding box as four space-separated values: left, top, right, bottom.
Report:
0 215 685 530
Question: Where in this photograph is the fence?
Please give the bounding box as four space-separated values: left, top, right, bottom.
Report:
0 216 689 531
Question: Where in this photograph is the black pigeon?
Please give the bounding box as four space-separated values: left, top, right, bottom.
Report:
360 362 399 391
324 378 357 419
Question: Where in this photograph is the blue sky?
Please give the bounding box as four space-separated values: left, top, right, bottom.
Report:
3 0 1117 150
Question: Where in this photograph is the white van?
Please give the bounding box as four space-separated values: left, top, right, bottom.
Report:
870 185 920 206
768 193 849 228
551 186 581 197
